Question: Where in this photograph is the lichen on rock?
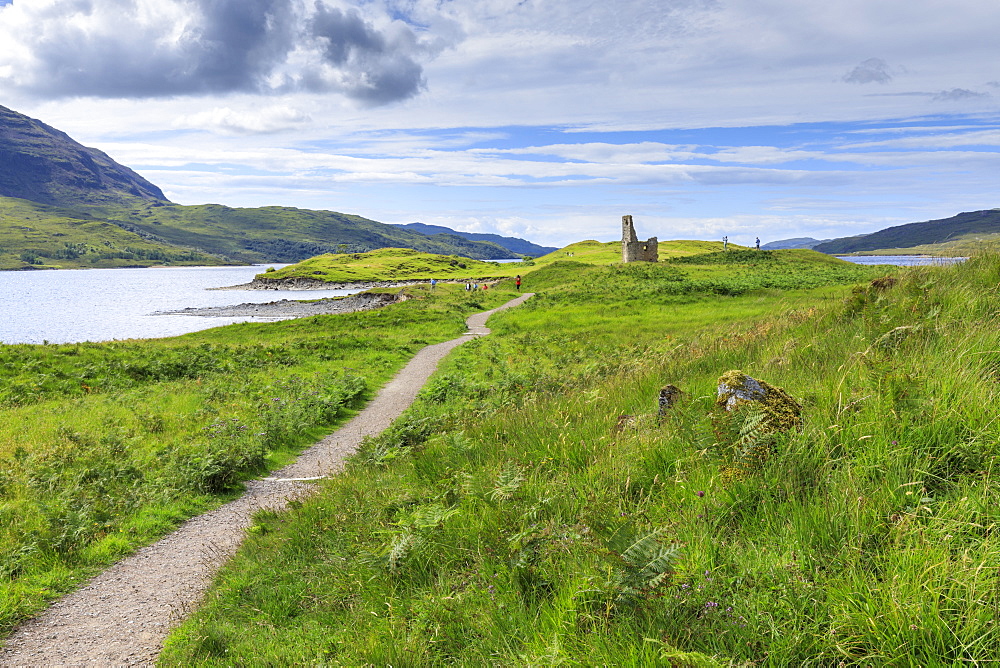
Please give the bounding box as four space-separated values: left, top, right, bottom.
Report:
714 370 801 474
716 370 801 432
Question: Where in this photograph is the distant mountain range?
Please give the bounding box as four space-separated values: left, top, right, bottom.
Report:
760 237 830 250
811 210 1000 254
0 104 552 269
395 222 557 257
763 210 1000 256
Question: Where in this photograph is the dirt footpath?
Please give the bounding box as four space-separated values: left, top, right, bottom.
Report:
0 293 533 667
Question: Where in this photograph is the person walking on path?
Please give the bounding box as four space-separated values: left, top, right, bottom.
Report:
515 275 521 291
430 278 437 290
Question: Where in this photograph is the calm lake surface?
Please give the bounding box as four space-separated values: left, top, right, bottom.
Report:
837 255 967 266
0 265 359 345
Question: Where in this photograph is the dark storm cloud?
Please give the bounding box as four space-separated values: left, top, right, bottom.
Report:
2 0 426 104
306 4 425 104
843 58 892 84
188 0 297 92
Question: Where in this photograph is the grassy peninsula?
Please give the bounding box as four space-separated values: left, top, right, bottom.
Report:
254 247 511 284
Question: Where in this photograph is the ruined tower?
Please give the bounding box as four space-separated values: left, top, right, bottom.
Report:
621 215 658 263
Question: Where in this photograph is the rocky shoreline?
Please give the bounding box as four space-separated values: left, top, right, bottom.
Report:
213 277 423 291
157 291 403 318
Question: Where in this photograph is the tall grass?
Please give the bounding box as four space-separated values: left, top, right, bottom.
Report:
0 283 517 635
159 253 1000 664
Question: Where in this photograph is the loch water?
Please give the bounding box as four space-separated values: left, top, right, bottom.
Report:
836 255 967 266
0 265 359 345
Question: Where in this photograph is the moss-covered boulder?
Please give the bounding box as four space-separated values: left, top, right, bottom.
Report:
716 370 801 428
714 371 801 473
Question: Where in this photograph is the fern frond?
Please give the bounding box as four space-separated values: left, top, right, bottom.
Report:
605 526 681 600
386 531 422 573
489 461 525 502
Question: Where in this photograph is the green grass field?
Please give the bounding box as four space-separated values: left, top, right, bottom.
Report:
14 244 999 664
160 248 1000 666
0 283 518 634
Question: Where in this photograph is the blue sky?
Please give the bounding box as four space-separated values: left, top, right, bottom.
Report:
1 0 998 247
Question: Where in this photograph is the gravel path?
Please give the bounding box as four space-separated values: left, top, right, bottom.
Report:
0 293 533 667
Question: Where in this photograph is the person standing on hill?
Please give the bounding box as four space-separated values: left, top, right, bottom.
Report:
723 236 728 251
755 237 760 250
430 278 437 290
515 275 521 291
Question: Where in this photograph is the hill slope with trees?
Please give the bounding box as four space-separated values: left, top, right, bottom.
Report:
0 105 523 267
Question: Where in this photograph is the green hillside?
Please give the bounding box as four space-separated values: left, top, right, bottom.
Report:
0 197 518 268
814 209 1000 255
396 222 558 257
104 202 514 263
0 197 217 269
158 252 1000 664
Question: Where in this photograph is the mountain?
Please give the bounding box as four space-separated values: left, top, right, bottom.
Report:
813 210 1000 255
104 203 516 263
0 104 517 268
395 222 557 257
0 104 167 206
761 237 830 250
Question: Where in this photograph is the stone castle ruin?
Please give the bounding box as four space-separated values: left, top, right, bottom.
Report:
621 215 658 263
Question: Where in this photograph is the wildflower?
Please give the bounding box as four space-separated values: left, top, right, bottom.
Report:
696 490 705 498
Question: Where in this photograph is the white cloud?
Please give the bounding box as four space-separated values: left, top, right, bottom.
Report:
174 105 313 135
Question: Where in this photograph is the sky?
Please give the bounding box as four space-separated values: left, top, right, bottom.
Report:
0 0 998 248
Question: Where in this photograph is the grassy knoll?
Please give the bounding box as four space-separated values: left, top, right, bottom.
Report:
518 238 746 269
159 251 1000 665
256 247 510 284
0 283 518 636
